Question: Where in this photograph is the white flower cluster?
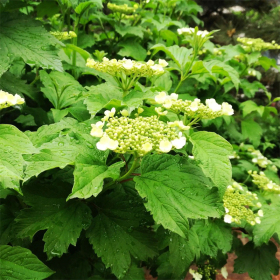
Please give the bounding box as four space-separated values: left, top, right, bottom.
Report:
249 171 280 194
50 31 77 41
248 148 277 172
177 27 209 37
223 182 262 226
154 92 234 121
90 108 187 156
228 151 240 159
107 2 137 15
86 58 168 77
0 90 25 110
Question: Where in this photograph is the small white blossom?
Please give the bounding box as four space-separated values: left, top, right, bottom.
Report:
142 143 153 152
189 269 203 280
258 210 263 217
158 59 168 67
96 134 119 151
155 92 167 104
90 122 104 137
206 98 222 112
221 102 234 115
171 136 186 149
255 217 261 224
224 214 232 223
159 140 172 153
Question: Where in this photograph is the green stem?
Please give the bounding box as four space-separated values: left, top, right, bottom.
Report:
174 76 183 93
117 156 140 182
72 18 80 78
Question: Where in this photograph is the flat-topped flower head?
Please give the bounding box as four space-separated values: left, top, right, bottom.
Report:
223 181 262 225
237 37 280 52
250 171 280 194
154 93 234 122
91 114 187 156
0 90 25 110
86 58 166 77
178 27 209 37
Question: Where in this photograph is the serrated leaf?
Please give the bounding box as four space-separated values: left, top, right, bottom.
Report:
15 183 92 260
150 44 192 72
86 191 157 279
118 40 147 61
68 157 124 200
0 71 40 102
0 245 54 279
190 131 233 193
0 205 15 245
0 15 63 75
241 120 262 147
204 60 239 89
115 25 144 39
169 228 200 278
0 124 38 154
234 241 279 280
240 80 266 98
192 220 232 257
122 263 145 280
239 100 260 117
253 202 280 246
84 83 122 117
134 154 222 238
0 146 23 191
40 70 85 109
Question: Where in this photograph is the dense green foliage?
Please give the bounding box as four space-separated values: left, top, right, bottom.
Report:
0 0 279 279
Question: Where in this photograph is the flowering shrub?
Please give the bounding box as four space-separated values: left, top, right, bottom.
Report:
0 1 279 280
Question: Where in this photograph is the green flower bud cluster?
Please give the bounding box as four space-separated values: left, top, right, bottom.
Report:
223 182 262 226
154 92 234 122
197 263 217 280
90 109 187 156
237 37 280 52
0 90 25 110
86 57 167 77
249 171 280 194
50 31 77 41
107 3 137 15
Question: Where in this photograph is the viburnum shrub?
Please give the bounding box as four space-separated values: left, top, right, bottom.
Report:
0 1 280 280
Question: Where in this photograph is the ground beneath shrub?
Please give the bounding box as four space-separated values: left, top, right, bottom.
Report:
145 236 280 280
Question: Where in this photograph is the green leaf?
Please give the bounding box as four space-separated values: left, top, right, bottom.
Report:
241 120 262 147
84 83 122 117
0 245 54 279
240 80 266 98
40 70 85 109
68 156 124 200
150 44 192 72
118 40 147 61
0 146 23 192
152 72 172 91
0 125 37 154
86 191 157 279
204 60 240 89
15 183 92 260
190 131 233 193
160 30 178 46
253 201 280 246
74 0 102 11
134 154 222 238
64 44 91 61
0 71 40 102
234 241 279 280
115 25 144 39
239 100 261 117
0 205 15 245
192 220 232 257
0 15 63 76
169 228 200 278
122 263 145 280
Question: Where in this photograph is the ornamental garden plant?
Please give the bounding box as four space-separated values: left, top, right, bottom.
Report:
0 1 280 279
